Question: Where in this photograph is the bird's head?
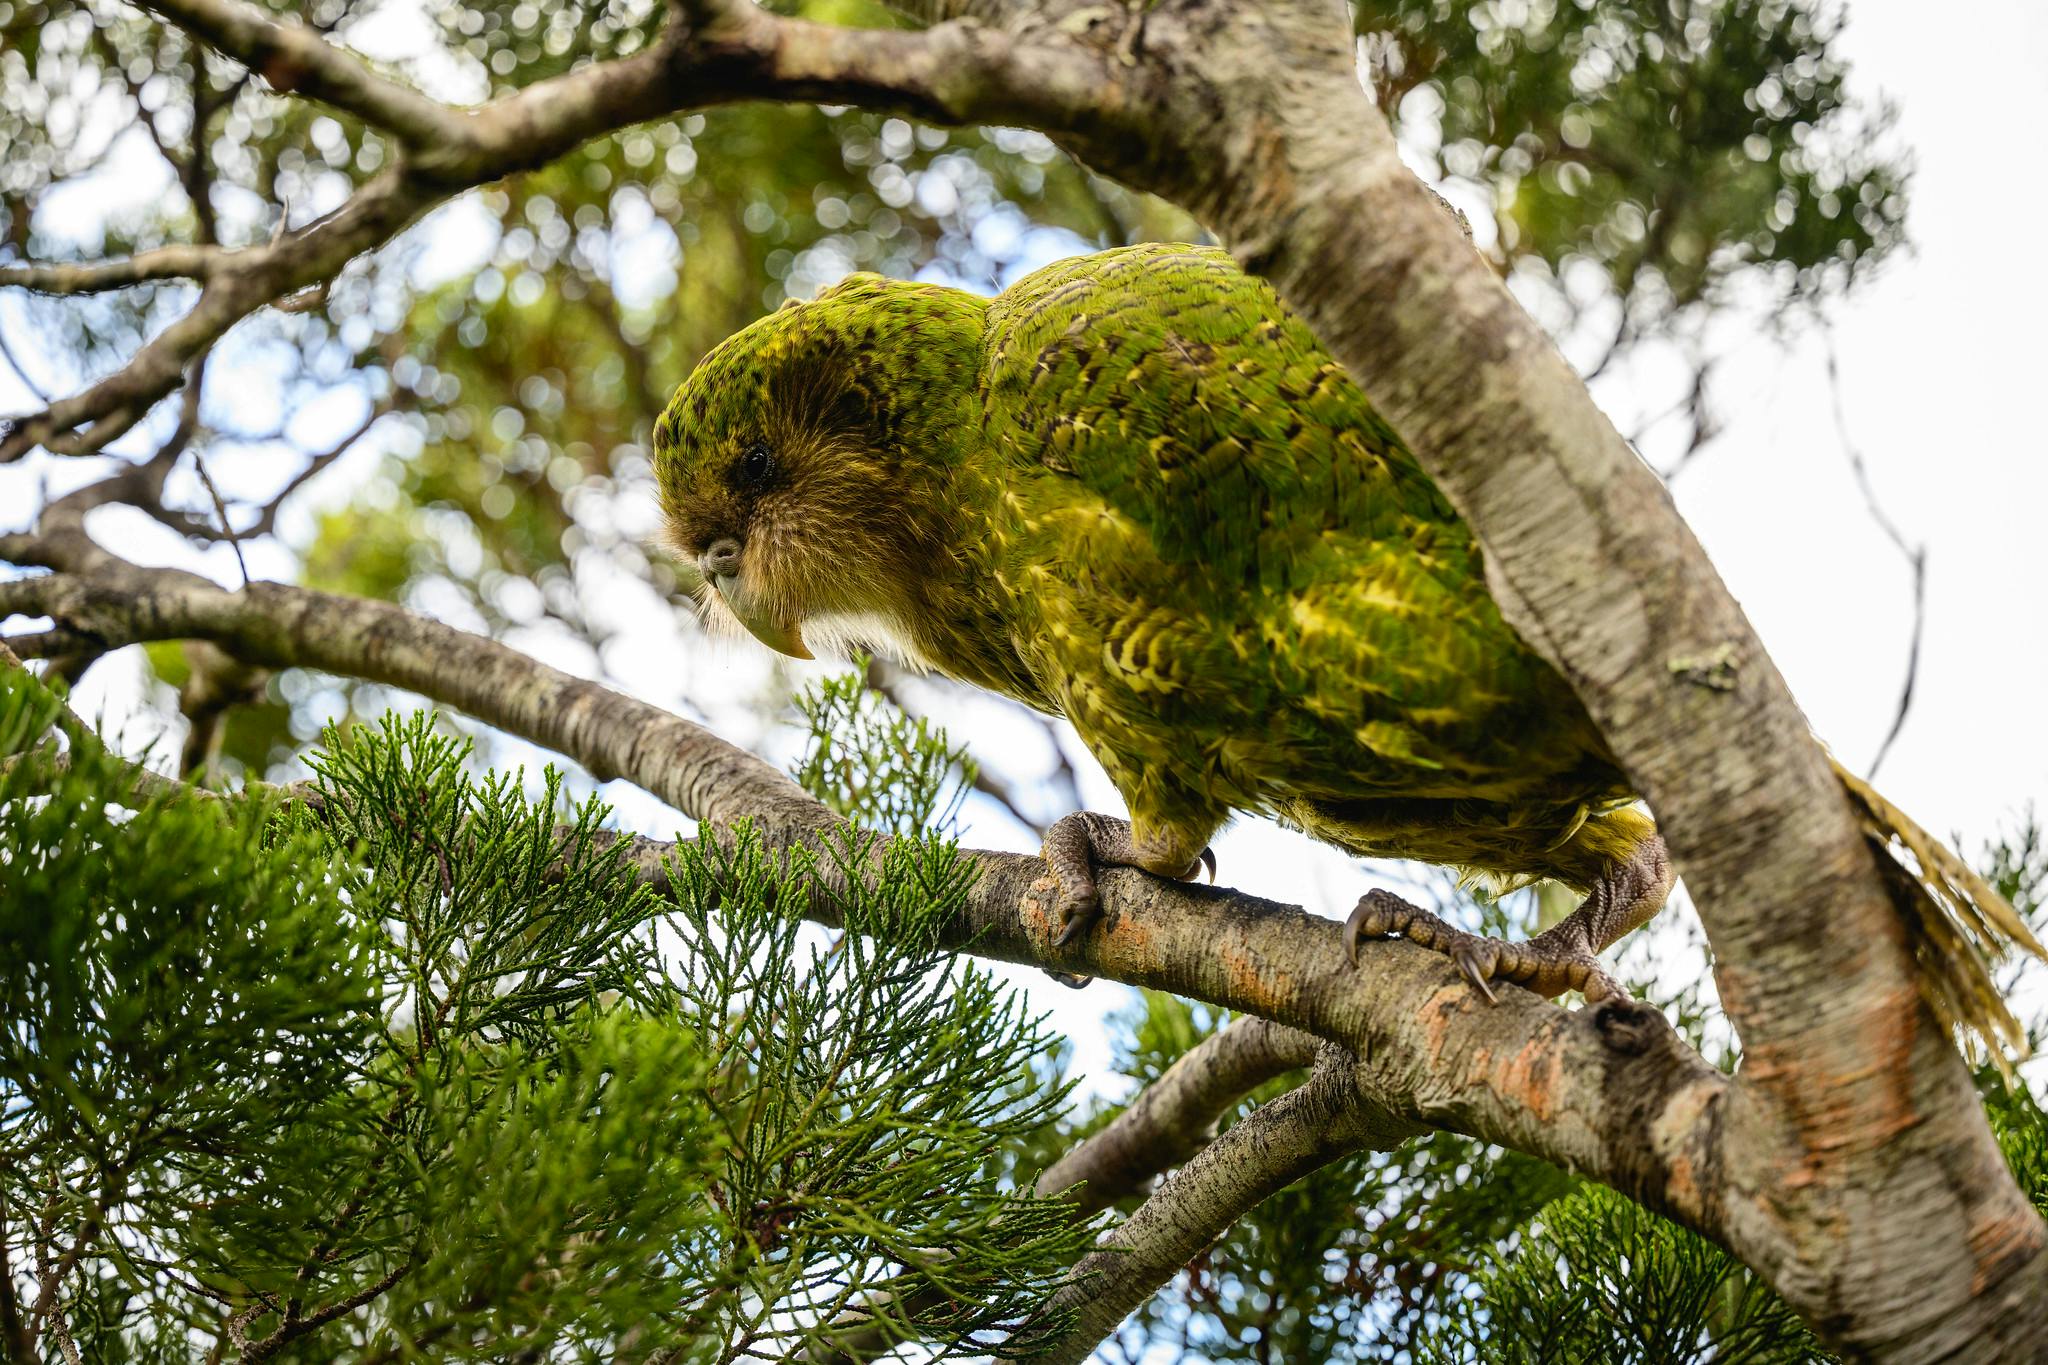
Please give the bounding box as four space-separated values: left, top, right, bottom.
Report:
652 275 984 661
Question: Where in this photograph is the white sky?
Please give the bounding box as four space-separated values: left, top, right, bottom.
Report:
2 0 2044 1191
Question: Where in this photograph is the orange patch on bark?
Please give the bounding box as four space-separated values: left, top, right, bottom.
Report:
1740 982 1930 1203
1418 984 1476 1069
1210 938 1295 1015
1650 1080 1720 1221
1481 1033 1563 1124
1019 877 1061 940
1099 903 1171 979
1416 986 1559 1123
1969 1205 2047 1296
1744 979 1926 1168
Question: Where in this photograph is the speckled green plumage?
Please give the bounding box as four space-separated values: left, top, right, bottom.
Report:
655 240 2044 1054
654 242 1648 892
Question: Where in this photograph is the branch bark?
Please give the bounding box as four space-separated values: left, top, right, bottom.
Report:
0 536 1732 1250
1036 1016 1320 1211
1029 1044 1421 1365
0 245 219 294
136 0 464 146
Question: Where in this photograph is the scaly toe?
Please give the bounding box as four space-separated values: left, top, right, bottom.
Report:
1344 888 1421 963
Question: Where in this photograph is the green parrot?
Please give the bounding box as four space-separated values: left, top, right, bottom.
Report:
653 242 2039 1047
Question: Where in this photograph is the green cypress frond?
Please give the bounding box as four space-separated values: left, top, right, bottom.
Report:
4 670 1089 1361
793 662 973 837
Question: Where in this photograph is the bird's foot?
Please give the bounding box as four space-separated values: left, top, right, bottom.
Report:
1040 811 1215 948
1343 888 1628 1004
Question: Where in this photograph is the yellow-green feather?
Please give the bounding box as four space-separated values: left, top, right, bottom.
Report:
973 245 1635 882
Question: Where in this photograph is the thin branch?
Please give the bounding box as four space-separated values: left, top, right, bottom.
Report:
0 629 103 661
131 401 386 546
0 245 220 295
241 1255 414 1363
1650 353 1720 481
0 319 51 403
189 448 249 587
250 401 387 534
134 0 467 148
1826 338 1926 780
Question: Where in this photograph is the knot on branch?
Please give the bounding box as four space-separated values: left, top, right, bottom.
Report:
1591 996 1676 1058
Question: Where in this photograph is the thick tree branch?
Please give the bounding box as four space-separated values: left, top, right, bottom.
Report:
1035 1016 1319 1211
136 0 465 147
0 246 220 295
1030 1044 1421 1365
0 535 1734 1260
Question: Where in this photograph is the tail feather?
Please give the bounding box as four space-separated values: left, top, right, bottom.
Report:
1831 756 2045 1065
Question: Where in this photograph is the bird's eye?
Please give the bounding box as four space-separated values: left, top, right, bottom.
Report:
736 441 775 490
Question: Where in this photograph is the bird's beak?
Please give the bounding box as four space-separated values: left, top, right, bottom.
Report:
712 574 813 660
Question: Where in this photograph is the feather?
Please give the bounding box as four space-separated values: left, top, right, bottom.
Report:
1833 756 2044 1070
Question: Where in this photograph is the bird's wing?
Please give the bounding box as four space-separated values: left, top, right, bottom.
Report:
978 243 1612 815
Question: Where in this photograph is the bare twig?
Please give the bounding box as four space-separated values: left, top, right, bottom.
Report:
0 245 220 295
1826 338 1926 780
189 449 250 587
135 0 465 148
0 318 52 403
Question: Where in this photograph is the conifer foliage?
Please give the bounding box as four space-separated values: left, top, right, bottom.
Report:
0 666 1090 1361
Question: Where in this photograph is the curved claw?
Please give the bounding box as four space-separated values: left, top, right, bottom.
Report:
1342 888 1402 966
1452 948 1500 1005
1198 846 1217 883
1050 892 1098 948
1341 895 1382 965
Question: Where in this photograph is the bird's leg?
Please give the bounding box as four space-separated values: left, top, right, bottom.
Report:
1345 837 1674 1003
1041 811 1216 948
